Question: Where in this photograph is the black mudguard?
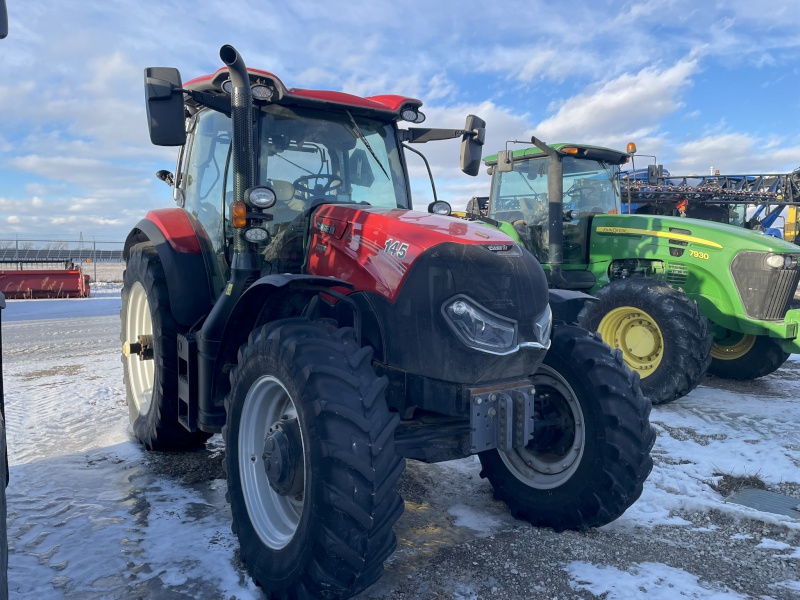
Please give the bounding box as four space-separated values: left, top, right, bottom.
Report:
548 288 596 325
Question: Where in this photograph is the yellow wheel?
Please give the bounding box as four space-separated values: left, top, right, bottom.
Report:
710 333 756 360
708 331 789 380
578 278 711 405
597 306 663 378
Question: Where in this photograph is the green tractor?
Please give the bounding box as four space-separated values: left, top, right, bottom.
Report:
479 137 800 405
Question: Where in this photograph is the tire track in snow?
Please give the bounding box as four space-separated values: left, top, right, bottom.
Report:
3 315 128 465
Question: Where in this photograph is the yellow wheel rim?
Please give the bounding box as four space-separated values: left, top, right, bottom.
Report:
711 333 756 361
597 306 664 378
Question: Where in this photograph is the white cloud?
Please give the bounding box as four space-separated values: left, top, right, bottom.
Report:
534 59 699 147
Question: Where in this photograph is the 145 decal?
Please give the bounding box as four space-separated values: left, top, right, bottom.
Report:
384 238 409 259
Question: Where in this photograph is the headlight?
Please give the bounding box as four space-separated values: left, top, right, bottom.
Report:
245 186 277 209
442 296 517 354
243 227 270 243
765 254 785 269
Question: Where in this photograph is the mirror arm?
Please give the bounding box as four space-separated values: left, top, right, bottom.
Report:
402 128 469 144
183 89 233 117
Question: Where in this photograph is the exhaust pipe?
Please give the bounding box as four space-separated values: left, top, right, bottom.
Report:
220 45 255 256
531 136 566 288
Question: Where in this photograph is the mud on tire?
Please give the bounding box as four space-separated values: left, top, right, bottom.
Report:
479 324 656 531
223 318 405 599
578 277 712 405
121 243 211 450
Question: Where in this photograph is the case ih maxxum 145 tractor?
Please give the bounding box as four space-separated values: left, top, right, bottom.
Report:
123 46 654 598
481 138 800 406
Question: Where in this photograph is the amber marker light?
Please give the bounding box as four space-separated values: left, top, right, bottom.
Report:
232 201 247 228
561 147 579 155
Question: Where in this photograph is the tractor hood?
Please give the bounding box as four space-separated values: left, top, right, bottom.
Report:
593 213 800 255
307 203 551 384
307 204 534 302
307 204 521 301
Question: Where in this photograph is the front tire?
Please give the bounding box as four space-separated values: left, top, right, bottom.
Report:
121 243 211 450
709 331 790 379
578 278 712 404
224 318 404 599
479 324 655 531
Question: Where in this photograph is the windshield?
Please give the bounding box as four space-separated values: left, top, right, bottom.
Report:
255 105 409 221
489 156 621 223
489 155 621 263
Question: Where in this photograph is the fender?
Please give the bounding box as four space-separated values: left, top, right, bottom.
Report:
198 274 355 431
548 288 596 325
124 210 213 328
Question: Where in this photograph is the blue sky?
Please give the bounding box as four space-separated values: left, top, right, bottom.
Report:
1 0 799 242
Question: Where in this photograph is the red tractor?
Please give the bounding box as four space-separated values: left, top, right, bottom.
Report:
122 45 655 598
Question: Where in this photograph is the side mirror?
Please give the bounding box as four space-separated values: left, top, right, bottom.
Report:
144 67 186 146
460 115 485 176
496 150 514 173
349 149 375 187
647 164 663 185
428 200 452 215
0 0 7 39
156 170 174 187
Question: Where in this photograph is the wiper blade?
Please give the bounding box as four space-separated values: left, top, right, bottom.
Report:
347 111 389 180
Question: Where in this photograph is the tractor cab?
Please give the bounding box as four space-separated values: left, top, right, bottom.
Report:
173 93 413 293
486 143 627 270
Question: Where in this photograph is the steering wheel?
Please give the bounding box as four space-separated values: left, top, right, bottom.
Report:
293 174 344 197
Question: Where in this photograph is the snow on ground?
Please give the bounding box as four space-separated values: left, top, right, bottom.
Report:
1 290 799 598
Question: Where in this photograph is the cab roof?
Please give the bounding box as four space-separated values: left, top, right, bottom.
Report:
484 143 629 166
184 67 422 119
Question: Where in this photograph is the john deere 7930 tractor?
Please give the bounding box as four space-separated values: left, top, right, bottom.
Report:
121 47 654 598
482 138 800 405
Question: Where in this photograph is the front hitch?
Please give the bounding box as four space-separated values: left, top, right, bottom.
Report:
122 335 154 361
469 381 535 453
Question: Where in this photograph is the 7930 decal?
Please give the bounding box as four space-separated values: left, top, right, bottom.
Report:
384 238 409 259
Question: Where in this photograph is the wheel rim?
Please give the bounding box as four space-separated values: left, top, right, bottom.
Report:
597 306 663 378
239 375 305 550
711 332 756 360
124 281 154 415
498 365 585 490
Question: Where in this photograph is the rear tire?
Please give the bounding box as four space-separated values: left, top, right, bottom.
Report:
479 325 655 531
224 318 404 599
121 243 211 450
578 278 712 405
709 332 790 380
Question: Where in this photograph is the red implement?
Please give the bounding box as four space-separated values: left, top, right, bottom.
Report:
0 269 90 299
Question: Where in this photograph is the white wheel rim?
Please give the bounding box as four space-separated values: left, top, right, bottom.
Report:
124 281 154 416
239 375 305 550
499 365 585 490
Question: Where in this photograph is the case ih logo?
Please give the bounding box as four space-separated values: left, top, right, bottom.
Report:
316 222 336 235
486 244 512 252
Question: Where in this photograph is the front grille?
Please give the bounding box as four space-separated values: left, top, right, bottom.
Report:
731 252 800 320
